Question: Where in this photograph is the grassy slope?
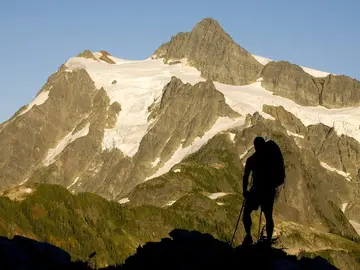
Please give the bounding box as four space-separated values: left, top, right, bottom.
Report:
0 184 359 269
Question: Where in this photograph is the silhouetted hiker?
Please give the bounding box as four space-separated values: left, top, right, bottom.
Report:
242 137 285 246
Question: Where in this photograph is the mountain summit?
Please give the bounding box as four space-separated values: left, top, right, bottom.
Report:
153 18 263 85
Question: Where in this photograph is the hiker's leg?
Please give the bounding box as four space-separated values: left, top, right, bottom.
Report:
262 190 276 240
243 201 253 236
263 207 274 240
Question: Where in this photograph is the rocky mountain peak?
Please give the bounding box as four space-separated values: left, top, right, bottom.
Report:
76 50 98 61
153 18 262 85
192 17 224 34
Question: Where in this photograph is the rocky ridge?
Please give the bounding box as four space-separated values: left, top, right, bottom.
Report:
261 61 360 108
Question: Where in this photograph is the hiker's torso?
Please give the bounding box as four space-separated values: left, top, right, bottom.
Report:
248 152 269 190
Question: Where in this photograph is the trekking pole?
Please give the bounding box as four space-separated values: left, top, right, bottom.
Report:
257 209 262 241
229 199 245 247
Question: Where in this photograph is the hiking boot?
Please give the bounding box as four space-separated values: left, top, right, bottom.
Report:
242 234 253 245
257 236 272 247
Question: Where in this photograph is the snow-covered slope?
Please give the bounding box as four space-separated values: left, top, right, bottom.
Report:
215 81 360 142
43 122 91 166
62 54 360 182
65 57 204 157
19 88 51 116
65 55 360 153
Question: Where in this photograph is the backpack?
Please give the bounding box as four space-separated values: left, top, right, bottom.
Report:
265 140 285 189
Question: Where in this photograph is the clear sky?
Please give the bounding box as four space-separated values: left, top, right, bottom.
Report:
1 0 359 122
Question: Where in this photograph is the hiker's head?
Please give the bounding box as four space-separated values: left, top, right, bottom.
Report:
253 137 265 152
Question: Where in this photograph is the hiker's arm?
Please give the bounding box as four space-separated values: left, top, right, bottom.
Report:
243 158 251 194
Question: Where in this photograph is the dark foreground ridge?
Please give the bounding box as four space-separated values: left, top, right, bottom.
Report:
0 230 338 270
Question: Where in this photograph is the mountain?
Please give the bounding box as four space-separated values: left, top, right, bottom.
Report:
0 17 360 268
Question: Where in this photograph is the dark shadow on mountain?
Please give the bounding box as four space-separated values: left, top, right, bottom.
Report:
0 230 338 270
109 229 338 270
0 235 71 270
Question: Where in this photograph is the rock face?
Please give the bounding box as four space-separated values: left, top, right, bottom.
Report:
0 64 131 198
27 88 131 199
261 61 321 106
260 105 360 226
262 105 307 135
303 124 360 182
261 61 360 108
322 75 360 108
99 50 116 64
120 77 240 195
128 111 360 241
153 18 262 85
77 50 98 61
0 66 97 189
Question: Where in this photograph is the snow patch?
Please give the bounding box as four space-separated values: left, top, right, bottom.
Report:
252 54 330 78
19 178 29 186
64 55 360 159
118 198 130 204
301 67 330 78
89 162 103 173
229 132 236 143
151 157 161 167
341 202 348 213
145 117 245 180
286 130 305 139
252 55 273 66
67 177 80 189
208 192 228 200
23 188 32 194
166 200 177 206
349 220 360 236
4 186 34 201
214 81 360 143
43 123 90 166
65 57 204 157
320 162 352 182
19 90 50 116
239 146 254 160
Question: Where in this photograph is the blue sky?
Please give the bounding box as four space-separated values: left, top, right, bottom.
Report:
1 0 359 122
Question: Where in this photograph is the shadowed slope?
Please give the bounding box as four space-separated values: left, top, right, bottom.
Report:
114 229 338 270
0 230 339 270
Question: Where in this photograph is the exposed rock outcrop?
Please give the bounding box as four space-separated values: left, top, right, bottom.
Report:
0 67 97 190
99 50 116 64
322 75 360 108
106 101 121 128
262 105 307 135
261 61 321 106
27 89 130 199
258 106 360 227
261 61 360 108
77 50 98 61
153 18 263 85
120 77 240 195
303 124 360 181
